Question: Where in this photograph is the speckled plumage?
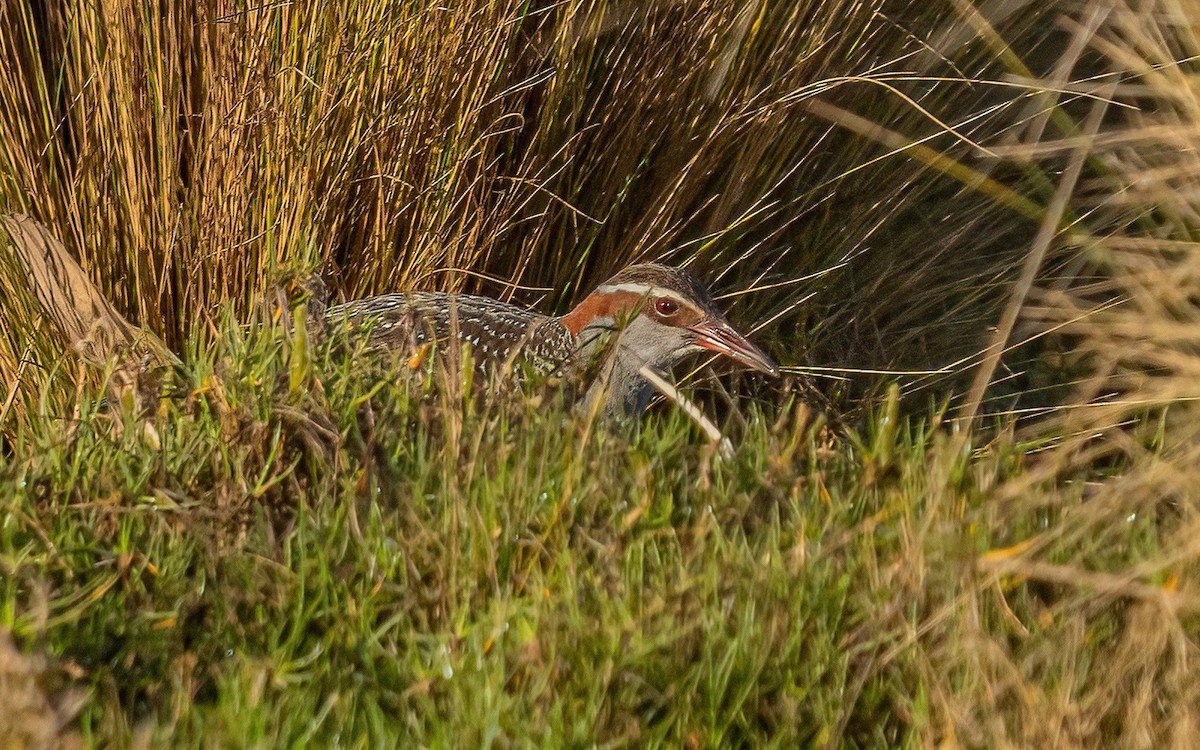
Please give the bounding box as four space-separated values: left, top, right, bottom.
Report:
326 291 579 375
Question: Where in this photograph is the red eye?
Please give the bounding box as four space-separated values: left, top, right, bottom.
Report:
654 297 679 316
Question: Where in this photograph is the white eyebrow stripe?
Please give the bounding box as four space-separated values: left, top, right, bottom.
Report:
593 283 705 318
595 283 673 297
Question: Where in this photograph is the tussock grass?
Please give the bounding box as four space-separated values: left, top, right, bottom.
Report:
0 0 1064 410
909 3 1200 744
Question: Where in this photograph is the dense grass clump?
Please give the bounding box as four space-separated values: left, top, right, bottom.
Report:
0 0 1067 413
1 324 905 746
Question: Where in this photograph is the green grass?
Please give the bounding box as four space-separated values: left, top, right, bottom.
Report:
2 321 902 746
2 317 1178 748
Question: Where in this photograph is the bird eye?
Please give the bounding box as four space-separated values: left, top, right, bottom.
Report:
654 297 679 316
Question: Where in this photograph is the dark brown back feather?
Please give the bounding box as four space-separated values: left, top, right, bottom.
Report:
327 292 576 374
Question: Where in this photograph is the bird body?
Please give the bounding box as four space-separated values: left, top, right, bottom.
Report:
324 263 777 416
328 291 575 376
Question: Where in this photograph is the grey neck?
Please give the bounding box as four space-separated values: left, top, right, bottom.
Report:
571 326 657 418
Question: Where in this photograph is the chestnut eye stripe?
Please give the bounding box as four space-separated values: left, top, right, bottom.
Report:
594 283 699 318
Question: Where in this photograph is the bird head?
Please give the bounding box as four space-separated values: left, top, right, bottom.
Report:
561 263 779 377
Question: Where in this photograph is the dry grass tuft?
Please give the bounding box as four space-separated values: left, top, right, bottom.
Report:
886 2 1200 745
0 0 1068 407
